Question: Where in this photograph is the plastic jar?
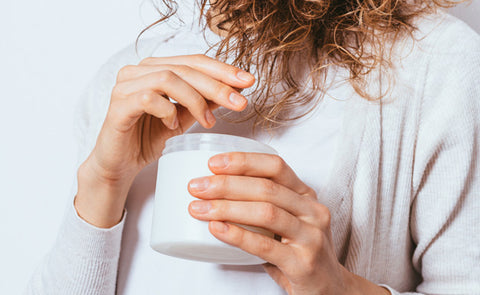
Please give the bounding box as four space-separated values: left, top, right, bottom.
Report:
150 133 277 265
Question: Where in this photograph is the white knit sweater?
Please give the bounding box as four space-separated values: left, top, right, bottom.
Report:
26 12 480 295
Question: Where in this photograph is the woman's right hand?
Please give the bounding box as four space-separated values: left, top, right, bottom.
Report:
75 54 255 228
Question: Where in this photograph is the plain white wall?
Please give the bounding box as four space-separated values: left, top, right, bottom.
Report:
450 1 480 32
0 1 478 293
0 0 172 292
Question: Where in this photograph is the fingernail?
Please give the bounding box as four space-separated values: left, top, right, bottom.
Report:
229 92 247 107
171 117 179 129
236 70 254 82
209 155 229 169
211 221 229 233
190 201 211 214
189 177 210 192
205 109 216 126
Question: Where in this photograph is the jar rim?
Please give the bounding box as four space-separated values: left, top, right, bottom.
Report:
163 133 277 155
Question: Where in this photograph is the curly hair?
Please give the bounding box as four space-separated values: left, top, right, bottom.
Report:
137 0 462 129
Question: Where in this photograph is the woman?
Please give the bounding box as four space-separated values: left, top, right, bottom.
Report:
27 0 479 294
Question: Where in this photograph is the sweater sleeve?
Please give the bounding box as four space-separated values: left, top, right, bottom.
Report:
387 35 480 294
24 36 170 295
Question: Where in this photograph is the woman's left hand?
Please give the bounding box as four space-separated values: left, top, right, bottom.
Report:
187 152 389 295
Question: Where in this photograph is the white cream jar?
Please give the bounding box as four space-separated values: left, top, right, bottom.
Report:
150 133 277 265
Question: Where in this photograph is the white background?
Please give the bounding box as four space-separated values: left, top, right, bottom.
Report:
0 1 478 293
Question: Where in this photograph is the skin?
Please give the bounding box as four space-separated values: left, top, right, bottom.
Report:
75 55 254 227
74 5 391 294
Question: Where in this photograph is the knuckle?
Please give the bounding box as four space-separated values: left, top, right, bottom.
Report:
172 64 191 76
153 70 175 84
315 204 332 227
304 188 317 199
229 152 247 170
188 95 207 110
212 175 229 192
215 84 233 100
116 65 135 81
259 179 277 197
261 203 278 223
139 57 155 65
230 225 245 245
106 102 123 122
111 84 125 99
220 201 232 217
139 91 156 108
256 237 274 255
191 54 208 62
209 200 224 217
270 155 287 174
165 102 177 117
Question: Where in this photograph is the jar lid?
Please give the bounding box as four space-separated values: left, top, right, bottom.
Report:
163 133 277 155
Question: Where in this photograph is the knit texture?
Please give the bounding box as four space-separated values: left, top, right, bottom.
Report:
26 12 480 294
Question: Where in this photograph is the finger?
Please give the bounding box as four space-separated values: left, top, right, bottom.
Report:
113 70 215 128
263 264 291 293
138 54 255 88
117 64 247 111
173 101 221 133
107 90 178 131
189 200 303 239
208 221 292 268
188 175 317 218
207 152 317 198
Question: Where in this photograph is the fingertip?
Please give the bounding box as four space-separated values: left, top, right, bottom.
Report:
204 123 215 129
235 70 255 85
237 101 248 112
162 117 178 130
187 201 195 216
209 221 229 234
228 92 248 111
208 154 229 171
204 109 216 128
187 202 204 219
186 181 195 196
170 117 179 130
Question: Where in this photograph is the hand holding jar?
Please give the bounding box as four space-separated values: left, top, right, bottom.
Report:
74 55 255 228
188 152 390 295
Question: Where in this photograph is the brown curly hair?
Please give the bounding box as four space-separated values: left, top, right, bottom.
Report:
137 0 461 129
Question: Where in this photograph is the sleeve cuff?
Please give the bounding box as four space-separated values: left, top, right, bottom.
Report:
56 199 127 261
379 284 399 295
378 284 421 295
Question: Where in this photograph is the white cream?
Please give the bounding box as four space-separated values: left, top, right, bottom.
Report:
150 134 277 265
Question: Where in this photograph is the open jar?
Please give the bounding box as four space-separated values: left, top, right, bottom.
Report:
150 133 277 265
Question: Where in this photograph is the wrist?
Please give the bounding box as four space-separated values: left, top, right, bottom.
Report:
340 266 391 295
75 159 135 228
